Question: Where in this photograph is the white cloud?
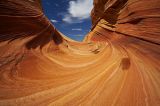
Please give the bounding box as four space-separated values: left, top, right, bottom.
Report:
50 19 58 23
75 34 84 37
62 15 72 23
72 28 82 31
63 0 93 23
62 15 83 23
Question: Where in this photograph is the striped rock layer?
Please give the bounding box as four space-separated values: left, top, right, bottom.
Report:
0 0 160 106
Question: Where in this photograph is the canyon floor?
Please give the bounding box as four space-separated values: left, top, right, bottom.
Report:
0 0 160 106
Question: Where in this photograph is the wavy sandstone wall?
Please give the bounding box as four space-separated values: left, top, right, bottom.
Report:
0 0 160 106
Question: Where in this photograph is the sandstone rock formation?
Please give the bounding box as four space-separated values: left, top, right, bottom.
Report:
0 0 160 106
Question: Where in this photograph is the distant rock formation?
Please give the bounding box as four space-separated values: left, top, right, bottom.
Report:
0 0 159 106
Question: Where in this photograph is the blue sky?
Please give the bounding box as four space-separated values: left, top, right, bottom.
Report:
41 0 93 41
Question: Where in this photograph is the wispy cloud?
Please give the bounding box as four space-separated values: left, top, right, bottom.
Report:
50 19 58 23
62 0 93 23
75 34 84 37
72 28 82 31
55 3 59 7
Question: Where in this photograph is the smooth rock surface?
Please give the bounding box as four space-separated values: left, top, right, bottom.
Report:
0 0 160 106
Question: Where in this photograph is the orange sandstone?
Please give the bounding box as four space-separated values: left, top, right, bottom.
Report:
0 0 160 106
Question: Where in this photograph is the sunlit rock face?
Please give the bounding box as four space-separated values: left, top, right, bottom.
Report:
0 0 160 106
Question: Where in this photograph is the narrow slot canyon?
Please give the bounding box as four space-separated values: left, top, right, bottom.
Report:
0 0 160 106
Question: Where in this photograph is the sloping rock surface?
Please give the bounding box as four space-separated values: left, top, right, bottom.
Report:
0 0 160 106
